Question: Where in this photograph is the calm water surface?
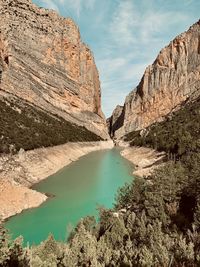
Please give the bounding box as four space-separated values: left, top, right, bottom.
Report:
5 148 134 245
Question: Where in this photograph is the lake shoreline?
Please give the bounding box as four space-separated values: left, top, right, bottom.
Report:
1 141 165 222
120 145 166 177
0 141 114 221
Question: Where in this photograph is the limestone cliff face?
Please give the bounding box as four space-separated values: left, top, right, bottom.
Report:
0 0 109 139
107 105 124 137
112 20 200 138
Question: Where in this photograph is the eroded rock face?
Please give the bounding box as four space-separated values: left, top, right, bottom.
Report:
112 20 200 138
107 105 124 137
0 0 109 139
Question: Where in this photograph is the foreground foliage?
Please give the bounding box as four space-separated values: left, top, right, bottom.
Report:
0 154 200 267
1 153 200 266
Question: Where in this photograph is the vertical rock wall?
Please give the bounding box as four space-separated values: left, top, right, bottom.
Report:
0 0 109 139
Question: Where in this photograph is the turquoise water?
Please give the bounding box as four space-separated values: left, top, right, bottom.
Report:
5 148 134 245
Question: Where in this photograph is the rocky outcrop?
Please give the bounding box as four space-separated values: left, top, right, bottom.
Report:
121 147 166 178
0 180 47 220
111 20 200 138
0 0 109 139
107 105 124 137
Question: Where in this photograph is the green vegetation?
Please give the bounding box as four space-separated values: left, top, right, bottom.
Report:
1 96 200 266
0 98 102 154
1 157 200 266
124 97 200 158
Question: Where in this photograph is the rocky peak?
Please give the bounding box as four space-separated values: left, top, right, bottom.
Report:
0 0 108 139
111 19 200 139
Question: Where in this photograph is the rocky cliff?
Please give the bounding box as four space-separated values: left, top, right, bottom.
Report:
0 0 109 142
110 20 200 139
107 105 124 137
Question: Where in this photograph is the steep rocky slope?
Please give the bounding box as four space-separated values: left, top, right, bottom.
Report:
110 20 200 139
107 105 124 137
0 0 109 145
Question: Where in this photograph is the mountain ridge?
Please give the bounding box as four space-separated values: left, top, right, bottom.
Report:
109 19 200 139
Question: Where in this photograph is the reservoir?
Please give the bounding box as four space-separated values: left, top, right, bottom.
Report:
5 148 134 245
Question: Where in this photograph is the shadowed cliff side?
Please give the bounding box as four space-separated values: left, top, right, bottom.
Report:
107 105 125 138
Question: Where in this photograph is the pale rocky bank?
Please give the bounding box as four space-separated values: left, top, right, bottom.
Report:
121 146 166 178
0 141 114 220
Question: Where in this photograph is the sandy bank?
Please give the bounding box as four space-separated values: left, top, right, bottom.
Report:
121 146 166 177
0 181 47 220
0 141 114 220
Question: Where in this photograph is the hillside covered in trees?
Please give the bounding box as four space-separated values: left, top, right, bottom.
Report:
124 96 200 158
0 97 102 154
1 96 200 266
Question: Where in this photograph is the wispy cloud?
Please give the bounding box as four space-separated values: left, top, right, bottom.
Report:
38 0 60 12
110 0 188 47
36 0 96 16
98 0 193 116
58 0 96 17
110 1 137 46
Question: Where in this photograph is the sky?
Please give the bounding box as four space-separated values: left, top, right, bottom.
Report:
33 0 200 117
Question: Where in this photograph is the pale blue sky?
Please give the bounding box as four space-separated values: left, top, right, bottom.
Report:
33 0 200 117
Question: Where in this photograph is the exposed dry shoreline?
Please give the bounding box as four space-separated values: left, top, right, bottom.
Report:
0 142 165 220
121 146 166 177
0 141 114 220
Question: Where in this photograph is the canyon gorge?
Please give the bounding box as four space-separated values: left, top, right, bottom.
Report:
1 0 200 265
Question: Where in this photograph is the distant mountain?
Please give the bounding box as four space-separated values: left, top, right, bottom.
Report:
0 0 109 153
109 20 200 139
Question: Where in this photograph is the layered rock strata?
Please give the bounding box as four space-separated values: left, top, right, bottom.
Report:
0 0 109 139
111 20 200 138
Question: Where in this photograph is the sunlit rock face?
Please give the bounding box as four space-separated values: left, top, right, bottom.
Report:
0 0 109 139
111 20 200 139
